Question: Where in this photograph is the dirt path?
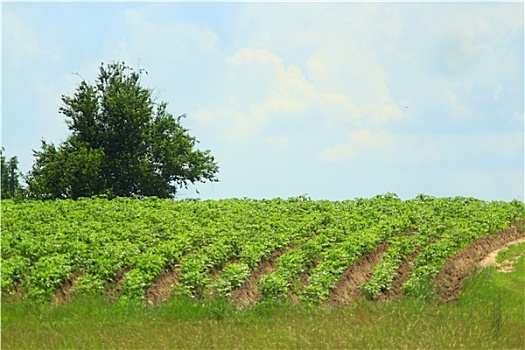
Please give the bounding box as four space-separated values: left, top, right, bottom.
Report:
434 219 525 301
477 237 525 269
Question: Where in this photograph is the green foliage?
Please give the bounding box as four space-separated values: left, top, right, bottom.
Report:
26 141 105 199
27 254 73 300
1 195 524 303
496 242 525 263
26 61 218 199
401 196 524 298
213 263 251 296
360 233 421 299
1 149 24 199
302 194 413 303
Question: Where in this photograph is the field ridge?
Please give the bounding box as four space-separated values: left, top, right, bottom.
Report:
434 219 525 301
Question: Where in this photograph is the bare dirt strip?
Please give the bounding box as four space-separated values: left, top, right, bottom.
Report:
329 242 390 303
52 271 84 306
477 237 525 271
145 265 180 304
103 267 133 301
229 248 288 308
288 259 321 305
376 248 423 300
330 231 421 303
434 219 525 302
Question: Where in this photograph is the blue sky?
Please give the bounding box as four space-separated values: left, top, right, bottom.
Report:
2 1 524 201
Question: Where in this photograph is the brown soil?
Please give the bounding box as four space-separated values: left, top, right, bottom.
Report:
229 249 287 308
434 219 525 302
329 242 390 303
288 254 322 304
329 231 420 303
477 237 525 272
376 248 422 300
2 281 25 302
51 271 84 306
104 267 133 301
144 265 180 304
203 257 243 300
50 267 134 305
288 270 313 305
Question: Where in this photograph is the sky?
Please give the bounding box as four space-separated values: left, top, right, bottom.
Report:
2 1 524 201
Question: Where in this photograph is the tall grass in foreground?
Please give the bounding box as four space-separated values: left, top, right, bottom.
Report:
3 251 524 349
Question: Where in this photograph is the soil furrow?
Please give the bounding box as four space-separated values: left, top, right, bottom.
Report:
329 242 390 303
229 249 287 308
376 248 421 300
52 271 84 305
434 219 525 301
145 265 180 304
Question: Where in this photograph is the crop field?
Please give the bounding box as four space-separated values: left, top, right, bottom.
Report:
2 194 524 305
2 194 525 349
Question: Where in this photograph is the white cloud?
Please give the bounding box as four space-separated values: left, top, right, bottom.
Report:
196 39 403 147
189 3 406 148
350 3 403 38
306 42 391 107
427 3 523 41
227 48 281 67
227 49 315 113
318 129 394 162
192 48 316 142
320 93 362 124
304 28 403 126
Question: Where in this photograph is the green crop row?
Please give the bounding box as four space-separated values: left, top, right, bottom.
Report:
361 196 525 299
1 195 523 303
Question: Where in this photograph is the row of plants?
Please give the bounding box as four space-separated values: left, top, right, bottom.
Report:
2 195 523 303
361 196 524 298
301 194 414 302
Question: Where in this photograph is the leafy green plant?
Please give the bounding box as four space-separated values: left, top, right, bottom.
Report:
1 196 523 304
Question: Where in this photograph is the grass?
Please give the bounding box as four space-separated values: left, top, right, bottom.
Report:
496 241 525 264
2 253 524 349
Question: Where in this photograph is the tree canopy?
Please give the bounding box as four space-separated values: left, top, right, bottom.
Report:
27 62 219 199
1 149 24 199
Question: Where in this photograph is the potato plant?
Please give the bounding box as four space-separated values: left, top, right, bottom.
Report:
1 195 523 303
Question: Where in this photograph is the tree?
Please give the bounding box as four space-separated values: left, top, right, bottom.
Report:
27 62 219 199
1 148 24 199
